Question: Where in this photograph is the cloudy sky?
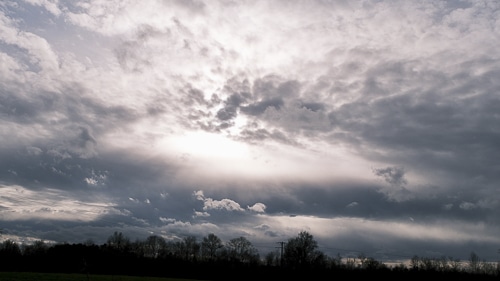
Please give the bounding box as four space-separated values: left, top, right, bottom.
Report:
1 0 500 262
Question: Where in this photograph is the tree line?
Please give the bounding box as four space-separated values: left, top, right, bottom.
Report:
1 231 499 280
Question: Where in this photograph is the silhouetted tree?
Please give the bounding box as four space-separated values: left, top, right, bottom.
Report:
143 235 166 258
265 250 280 266
226 236 259 264
20 240 48 272
162 240 178 257
0 239 22 271
358 254 386 270
448 256 462 272
469 251 481 273
283 231 325 269
181 236 200 261
22 240 47 257
329 253 342 268
83 239 95 246
0 239 21 256
201 233 223 261
344 256 357 270
106 231 130 252
5 230 500 280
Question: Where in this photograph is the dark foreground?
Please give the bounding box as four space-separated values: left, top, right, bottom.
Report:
1 267 499 281
0 272 204 281
1 236 498 281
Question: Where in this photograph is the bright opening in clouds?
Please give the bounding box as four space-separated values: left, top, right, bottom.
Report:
1 0 500 262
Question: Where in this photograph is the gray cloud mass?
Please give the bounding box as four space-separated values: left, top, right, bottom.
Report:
1 0 500 262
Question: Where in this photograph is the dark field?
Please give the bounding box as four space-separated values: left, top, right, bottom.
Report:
0 272 206 281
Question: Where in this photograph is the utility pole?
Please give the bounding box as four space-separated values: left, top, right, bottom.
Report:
276 241 286 267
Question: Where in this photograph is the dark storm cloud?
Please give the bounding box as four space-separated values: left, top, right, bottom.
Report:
241 182 449 223
238 77 300 118
326 58 500 178
322 223 494 262
178 72 330 137
0 139 169 193
0 90 143 190
237 126 301 147
216 93 246 121
181 87 211 107
299 102 325 112
192 74 331 139
204 76 301 120
240 97 284 116
0 94 36 123
373 167 407 187
1 85 138 134
252 76 301 99
0 140 201 244
0 66 177 196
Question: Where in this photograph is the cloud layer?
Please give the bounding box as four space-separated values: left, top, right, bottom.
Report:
1 0 500 262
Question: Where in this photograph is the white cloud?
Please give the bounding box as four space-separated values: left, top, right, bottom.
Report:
22 0 62 16
159 217 175 224
0 11 59 72
346 202 358 208
84 177 98 186
84 169 107 186
253 224 270 231
459 202 477 210
247 203 266 213
442 204 453 211
192 211 210 218
193 190 205 201
202 198 244 212
0 184 115 222
46 149 72 160
194 190 268 213
26 146 43 155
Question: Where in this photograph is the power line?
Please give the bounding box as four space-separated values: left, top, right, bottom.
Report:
276 241 286 267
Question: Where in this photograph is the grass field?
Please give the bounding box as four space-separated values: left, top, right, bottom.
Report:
0 272 207 281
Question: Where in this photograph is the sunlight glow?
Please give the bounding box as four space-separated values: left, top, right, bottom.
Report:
168 131 251 161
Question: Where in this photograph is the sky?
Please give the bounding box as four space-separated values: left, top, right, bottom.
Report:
1 0 500 263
